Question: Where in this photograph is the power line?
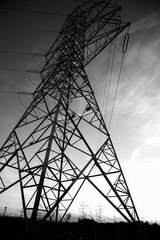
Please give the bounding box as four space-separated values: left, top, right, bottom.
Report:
0 68 40 86
0 50 45 57
0 68 40 73
0 23 59 33
0 68 27 72
72 0 85 2
0 6 68 17
104 38 117 121
108 52 125 130
97 37 117 150
26 71 40 86
108 31 130 129
0 90 33 108
97 43 113 151
0 90 32 95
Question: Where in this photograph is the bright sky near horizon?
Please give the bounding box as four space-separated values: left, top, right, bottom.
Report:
0 0 160 222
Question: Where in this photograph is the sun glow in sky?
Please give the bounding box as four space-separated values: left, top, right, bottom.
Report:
0 0 160 222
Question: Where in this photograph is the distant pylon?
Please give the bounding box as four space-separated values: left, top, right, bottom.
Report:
0 0 139 236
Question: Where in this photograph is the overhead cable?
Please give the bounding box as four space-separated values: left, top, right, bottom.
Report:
108 52 125 130
97 37 117 150
97 43 112 151
0 50 44 57
0 23 59 33
0 68 40 73
0 90 33 108
0 90 32 95
0 68 27 72
0 6 67 17
104 38 117 122
26 71 40 86
72 0 85 2
17 93 31 108
108 31 130 129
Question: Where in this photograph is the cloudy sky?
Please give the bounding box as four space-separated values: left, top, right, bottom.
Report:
0 0 160 222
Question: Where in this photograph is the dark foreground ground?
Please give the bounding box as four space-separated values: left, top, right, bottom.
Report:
0 216 160 240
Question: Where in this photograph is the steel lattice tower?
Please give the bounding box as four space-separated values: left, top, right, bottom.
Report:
0 0 140 235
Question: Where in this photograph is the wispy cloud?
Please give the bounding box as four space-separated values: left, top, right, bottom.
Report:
130 11 160 33
116 18 160 218
111 13 160 163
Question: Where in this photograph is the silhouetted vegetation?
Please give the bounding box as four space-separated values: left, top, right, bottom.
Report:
0 216 160 239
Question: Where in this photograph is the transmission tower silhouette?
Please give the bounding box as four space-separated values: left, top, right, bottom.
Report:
0 0 140 236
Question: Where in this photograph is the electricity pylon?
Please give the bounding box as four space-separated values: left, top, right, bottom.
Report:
0 0 139 235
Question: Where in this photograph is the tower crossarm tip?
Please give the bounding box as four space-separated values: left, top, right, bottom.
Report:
41 0 129 85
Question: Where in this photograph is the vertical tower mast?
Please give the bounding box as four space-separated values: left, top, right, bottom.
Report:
0 0 139 234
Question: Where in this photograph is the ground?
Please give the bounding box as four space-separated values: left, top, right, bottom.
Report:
0 216 160 240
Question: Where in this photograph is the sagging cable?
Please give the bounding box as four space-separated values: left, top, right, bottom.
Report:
26 70 40 86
